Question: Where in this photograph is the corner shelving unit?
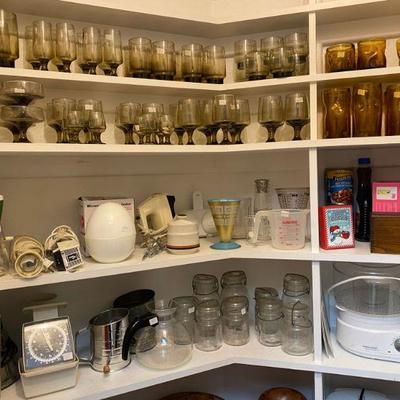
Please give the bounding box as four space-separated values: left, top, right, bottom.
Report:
1 1 400 399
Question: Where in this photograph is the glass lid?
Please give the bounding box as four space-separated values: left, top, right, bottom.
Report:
332 276 400 316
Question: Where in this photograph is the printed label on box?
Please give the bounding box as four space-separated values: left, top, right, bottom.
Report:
377 186 398 200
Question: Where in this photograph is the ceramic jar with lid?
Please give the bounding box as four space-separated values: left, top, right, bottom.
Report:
167 214 200 254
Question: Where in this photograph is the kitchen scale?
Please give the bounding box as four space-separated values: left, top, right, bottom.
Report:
19 302 79 398
328 276 400 363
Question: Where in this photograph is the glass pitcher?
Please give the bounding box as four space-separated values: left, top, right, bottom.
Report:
135 299 192 370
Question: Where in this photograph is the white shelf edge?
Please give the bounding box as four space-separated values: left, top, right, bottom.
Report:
1 240 399 292
3 333 399 400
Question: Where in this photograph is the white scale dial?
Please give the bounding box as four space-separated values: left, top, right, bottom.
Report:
23 317 74 371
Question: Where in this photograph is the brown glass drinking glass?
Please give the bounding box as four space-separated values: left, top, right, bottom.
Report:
357 38 386 70
325 43 355 73
322 88 351 139
385 84 400 136
353 82 382 137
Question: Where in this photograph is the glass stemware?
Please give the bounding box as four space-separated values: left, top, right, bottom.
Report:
25 25 40 70
198 99 216 145
0 11 18 68
1 80 44 105
232 98 250 144
151 40 176 80
88 111 106 144
181 43 203 83
245 50 268 81
115 102 141 144
1 105 44 143
285 92 310 141
170 103 185 145
76 31 90 74
51 27 64 72
234 39 257 82
0 11 11 67
258 95 284 142
83 26 101 75
102 29 122 76
284 32 309 76
63 110 84 143
129 37 152 78
33 20 54 71
55 22 76 73
203 45 226 84
213 94 236 145
139 113 158 144
47 98 76 143
180 98 201 145
160 114 174 144
270 47 295 78
142 103 164 143
77 99 103 143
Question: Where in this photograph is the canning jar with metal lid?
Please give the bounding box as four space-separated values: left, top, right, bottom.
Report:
282 273 310 311
194 299 222 351
220 270 248 301
221 295 249 346
281 302 313 356
192 274 219 303
256 297 283 346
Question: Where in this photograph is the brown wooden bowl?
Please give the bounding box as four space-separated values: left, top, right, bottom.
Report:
159 393 224 400
258 387 307 400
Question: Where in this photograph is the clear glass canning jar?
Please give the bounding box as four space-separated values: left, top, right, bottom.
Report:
282 273 310 311
221 296 249 346
281 302 313 356
220 270 248 301
254 287 279 301
192 273 219 303
256 297 283 347
194 299 223 352
169 296 197 343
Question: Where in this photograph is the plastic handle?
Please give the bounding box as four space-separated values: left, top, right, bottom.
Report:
193 191 203 211
122 313 159 361
249 210 270 244
75 326 92 364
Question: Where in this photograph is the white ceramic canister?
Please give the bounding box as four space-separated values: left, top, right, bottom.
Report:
167 214 200 254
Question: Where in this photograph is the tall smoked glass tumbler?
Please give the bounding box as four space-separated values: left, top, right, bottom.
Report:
102 29 122 76
55 22 76 73
386 84 400 136
129 37 152 78
181 43 203 83
353 82 382 137
322 88 351 139
82 26 101 75
151 40 176 80
203 45 226 84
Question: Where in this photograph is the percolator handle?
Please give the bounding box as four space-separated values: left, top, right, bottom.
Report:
122 313 159 361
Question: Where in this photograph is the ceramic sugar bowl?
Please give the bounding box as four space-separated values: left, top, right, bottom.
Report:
167 214 200 254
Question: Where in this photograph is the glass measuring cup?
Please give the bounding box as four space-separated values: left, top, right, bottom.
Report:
249 209 309 250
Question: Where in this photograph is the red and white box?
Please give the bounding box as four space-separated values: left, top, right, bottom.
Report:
319 205 355 250
373 182 400 213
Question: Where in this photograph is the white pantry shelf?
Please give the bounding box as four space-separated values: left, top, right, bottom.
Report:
315 136 400 150
320 335 400 382
0 141 312 156
0 68 311 96
1 333 316 400
0 239 313 292
1 240 398 292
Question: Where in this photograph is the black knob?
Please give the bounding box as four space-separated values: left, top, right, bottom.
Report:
394 338 400 352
